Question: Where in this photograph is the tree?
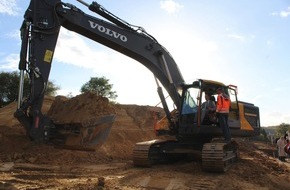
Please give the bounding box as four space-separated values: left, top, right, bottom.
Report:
258 128 269 142
45 80 60 96
275 123 290 137
80 76 118 100
0 71 59 107
0 71 21 107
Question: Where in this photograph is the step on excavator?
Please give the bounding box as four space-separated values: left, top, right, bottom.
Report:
15 0 260 172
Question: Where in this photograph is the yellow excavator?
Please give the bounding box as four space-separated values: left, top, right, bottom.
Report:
15 0 260 172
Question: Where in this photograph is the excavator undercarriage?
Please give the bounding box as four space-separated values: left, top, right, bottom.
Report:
133 138 240 172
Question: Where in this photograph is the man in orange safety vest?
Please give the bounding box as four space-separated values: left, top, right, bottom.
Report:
216 87 231 142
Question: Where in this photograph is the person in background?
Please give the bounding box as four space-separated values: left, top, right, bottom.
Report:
284 132 290 160
285 132 289 143
277 136 288 162
216 88 231 143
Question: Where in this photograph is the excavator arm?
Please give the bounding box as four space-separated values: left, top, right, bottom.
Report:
15 0 184 144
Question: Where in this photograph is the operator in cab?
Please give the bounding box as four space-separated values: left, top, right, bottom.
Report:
201 93 216 125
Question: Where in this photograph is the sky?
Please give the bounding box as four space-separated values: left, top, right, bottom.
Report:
0 0 290 127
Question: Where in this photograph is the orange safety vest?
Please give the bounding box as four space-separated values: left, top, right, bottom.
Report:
216 93 231 113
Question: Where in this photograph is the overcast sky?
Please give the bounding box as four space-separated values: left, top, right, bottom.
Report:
0 0 290 127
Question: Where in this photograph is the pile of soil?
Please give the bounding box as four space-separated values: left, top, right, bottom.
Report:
0 93 289 190
47 92 116 124
0 93 164 164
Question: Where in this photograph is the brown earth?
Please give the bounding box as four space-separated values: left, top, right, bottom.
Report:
0 93 289 190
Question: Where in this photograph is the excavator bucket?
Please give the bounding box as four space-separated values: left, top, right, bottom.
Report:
51 115 116 151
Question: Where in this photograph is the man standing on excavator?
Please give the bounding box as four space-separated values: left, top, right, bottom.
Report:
216 88 231 142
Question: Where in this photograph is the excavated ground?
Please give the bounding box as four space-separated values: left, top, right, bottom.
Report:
0 93 289 190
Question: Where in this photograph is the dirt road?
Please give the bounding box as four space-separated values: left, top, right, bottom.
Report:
0 141 289 190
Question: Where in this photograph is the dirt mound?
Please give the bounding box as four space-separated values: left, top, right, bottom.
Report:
47 92 116 124
0 96 54 127
0 93 164 163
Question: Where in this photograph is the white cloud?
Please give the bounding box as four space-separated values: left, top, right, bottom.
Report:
227 34 245 42
0 53 18 71
0 0 20 16
271 7 290 18
226 27 255 43
5 29 20 40
146 24 223 90
54 29 107 71
160 0 183 14
227 33 256 43
53 28 161 105
280 7 290 17
54 28 132 75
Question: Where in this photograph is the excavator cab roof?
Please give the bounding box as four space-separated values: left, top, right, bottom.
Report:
184 79 229 96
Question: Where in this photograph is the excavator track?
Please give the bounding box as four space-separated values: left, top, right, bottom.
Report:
133 139 168 167
134 139 239 172
202 142 239 172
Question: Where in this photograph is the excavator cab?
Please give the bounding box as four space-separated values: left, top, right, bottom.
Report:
155 79 260 142
179 79 237 127
178 79 259 139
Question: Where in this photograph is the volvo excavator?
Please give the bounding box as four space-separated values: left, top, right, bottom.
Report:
15 0 260 172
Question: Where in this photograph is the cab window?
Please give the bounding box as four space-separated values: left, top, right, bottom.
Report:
181 88 198 114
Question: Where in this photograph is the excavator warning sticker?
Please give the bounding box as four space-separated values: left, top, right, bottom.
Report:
44 50 53 63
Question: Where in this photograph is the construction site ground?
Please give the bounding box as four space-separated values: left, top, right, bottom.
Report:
0 93 289 190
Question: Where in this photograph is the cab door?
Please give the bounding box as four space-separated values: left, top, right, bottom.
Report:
227 85 241 128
